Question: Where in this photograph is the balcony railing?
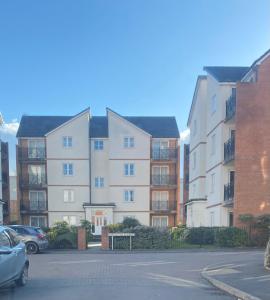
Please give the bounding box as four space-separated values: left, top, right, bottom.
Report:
224 182 234 204
151 175 177 186
151 149 177 161
225 94 236 121
224 135 235 164
20 175 47 189
19 147 46 162
1 172 8 185
21 200 47 212
151 200 176 211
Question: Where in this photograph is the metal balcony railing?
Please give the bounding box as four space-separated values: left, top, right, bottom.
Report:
21 200 47 212
20 175 47 189
151 175 177 186
224 135 235 164
151 200 176 211
224 182 234 204
151 149 177 161
19 147 46 162
225 93 236 121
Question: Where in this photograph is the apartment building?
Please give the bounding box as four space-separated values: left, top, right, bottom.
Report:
186 49 270 227
0 140 10 224
9 175 19 223
16 108 180 233
182 144 189 224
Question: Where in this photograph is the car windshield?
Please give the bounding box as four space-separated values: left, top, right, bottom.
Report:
0 231 11 248
27 227 45 235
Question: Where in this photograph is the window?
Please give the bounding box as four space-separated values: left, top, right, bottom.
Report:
63 216 77 226
64 190 74 202
29 191 46 210
124 190 134 202
28 165 46 184
211 134 216 155
193 120 197 136
124 163 135 176
211 95 217 114
124 137 135 148
94 140 104 150
0 232 11 247
152 191 168 210
95 177 104 188
30 216 47 228
210 173 215 193
63 163 73 176
152 216 168 228
192 152 196 170
63 136 72 148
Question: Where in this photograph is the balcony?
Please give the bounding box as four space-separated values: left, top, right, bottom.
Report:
151 148 177 161
19 147 46 163
20 200 47 213
224 182 234 206
151 200 176 211
225 93 236 122
151 175 177 186
224 135 235 164
1 172 8 186
20 175 47 189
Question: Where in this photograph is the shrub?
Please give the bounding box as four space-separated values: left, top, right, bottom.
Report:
184 227 216 245
122 217 141 228
216 227 249 247
171 225 187 241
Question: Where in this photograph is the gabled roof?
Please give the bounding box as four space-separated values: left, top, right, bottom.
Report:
17 113 180 138
16 116 72 137
203 66 249 83
90 116 179 138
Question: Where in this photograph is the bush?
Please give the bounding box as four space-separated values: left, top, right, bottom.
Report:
47 221 77 249
216 227 249 247
171 225 187 241
122 217 141 228
184 227 217 245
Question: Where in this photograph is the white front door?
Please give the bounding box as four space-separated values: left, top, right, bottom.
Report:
93 216 107 235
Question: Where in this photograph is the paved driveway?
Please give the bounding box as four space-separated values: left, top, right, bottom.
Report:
0 250 263 300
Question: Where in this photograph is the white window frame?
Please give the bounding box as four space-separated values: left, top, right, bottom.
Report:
210 173 215 193
124 163 135 176
63 163 73 176
152 216 168 228
124 190 135 202
30 216 47 227
94 140 104 150
63 136 73 148
124 136 135 148
95 177 104 188
64 190 75 203
210 212 215 227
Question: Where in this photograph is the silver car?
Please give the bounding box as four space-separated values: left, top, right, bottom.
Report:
0 226 29 288
9 225 49 254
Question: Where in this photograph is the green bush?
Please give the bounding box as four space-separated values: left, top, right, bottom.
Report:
216 227 249 247
122 217 141 228
184 227 217 245
171 225 187 240
47 221 77 249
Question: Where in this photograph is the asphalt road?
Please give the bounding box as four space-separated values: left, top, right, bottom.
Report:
0 249 263 300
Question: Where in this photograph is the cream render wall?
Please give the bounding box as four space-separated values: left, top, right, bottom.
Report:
186 201 206 227
46 111 90 225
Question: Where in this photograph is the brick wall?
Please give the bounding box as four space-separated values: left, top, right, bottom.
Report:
234 55 270 225
101 227 110 250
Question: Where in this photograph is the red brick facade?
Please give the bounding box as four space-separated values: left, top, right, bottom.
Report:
234 54 270 226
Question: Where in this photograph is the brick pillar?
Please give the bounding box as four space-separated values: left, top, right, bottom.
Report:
101 227 109 250
77 227 87 250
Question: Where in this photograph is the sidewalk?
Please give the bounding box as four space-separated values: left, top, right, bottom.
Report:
202 253 270 300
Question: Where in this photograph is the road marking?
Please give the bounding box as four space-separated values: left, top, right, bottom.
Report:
49 259 102 265
112 260 177 267
212 251 262 256
148 272 207 288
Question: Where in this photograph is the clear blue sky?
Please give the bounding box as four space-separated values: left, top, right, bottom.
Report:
0 0 269 172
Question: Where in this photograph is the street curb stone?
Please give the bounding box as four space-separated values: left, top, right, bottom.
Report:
201 268 262 300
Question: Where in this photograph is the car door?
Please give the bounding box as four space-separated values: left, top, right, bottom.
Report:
5 229 25 277
0 231 15 285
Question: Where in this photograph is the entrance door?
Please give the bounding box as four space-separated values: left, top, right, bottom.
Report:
93 216 107 235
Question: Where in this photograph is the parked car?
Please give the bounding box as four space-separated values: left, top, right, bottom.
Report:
0 226 29 288
9 225 48 254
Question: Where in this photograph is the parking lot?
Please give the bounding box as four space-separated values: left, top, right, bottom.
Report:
0 249 264 300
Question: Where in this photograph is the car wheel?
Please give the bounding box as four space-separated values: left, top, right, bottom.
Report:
16 264 29 287
26 242 39 254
